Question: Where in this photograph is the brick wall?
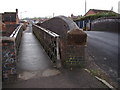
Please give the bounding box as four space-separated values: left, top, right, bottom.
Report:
2 24 23 83
2 38 17 82
61 43 86 67
33 25 87 68
4 22 17 25
60 29 87 67
40 17 69 38
33 25 58 64
34 16 87 68
91 17 119 32
2 24 19 37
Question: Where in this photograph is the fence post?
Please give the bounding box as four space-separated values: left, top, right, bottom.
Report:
56 36 61 68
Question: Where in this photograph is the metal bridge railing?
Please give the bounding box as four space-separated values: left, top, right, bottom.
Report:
33 24 61 68
10 24 23 53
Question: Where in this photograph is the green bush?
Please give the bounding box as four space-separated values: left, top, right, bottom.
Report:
74 12 118 21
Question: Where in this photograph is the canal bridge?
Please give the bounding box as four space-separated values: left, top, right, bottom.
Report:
2 16 87 82
1 16 119 88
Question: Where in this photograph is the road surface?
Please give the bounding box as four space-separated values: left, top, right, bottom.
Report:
85 31 119 82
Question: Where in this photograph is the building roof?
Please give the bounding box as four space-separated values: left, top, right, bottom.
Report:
91 9 113 13
85 9 114 16
4 12 16 14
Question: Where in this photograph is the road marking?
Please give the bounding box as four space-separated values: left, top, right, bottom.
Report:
84 69 116 90
95 76 116 90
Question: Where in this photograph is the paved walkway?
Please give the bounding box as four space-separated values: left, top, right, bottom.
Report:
17 25 53 71
3 25 109 88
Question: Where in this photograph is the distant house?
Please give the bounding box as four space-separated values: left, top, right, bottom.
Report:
70 14 82 20
74 9 116 30
2 9 19 25
84 9 114 16
70 14 77 20
1 9 19 36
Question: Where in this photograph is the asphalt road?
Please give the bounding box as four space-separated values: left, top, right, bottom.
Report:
85 31 119 82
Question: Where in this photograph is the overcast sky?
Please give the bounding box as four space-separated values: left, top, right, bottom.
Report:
0 0 119 18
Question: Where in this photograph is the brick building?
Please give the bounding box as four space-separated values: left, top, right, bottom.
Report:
84 9 114 16
2 9 19 25
74 9 117 31
1 9 19 36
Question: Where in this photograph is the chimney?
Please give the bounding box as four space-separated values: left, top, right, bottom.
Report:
16 9 18 14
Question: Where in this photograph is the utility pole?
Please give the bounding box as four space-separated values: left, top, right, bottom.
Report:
118 1 120 14
53 13 55 17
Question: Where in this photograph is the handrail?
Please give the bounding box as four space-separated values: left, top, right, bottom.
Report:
10 24 22 38
34 24 59 37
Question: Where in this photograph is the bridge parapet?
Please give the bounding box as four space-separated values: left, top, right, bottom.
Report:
33 16 87 68
2 24 23 83
33 24 61 68
60 29 87 67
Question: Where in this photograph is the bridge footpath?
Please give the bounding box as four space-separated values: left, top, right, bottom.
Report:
17 24 53 72
3 25 109 88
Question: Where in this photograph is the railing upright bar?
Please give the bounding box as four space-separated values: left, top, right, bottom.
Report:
56 36 61 68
